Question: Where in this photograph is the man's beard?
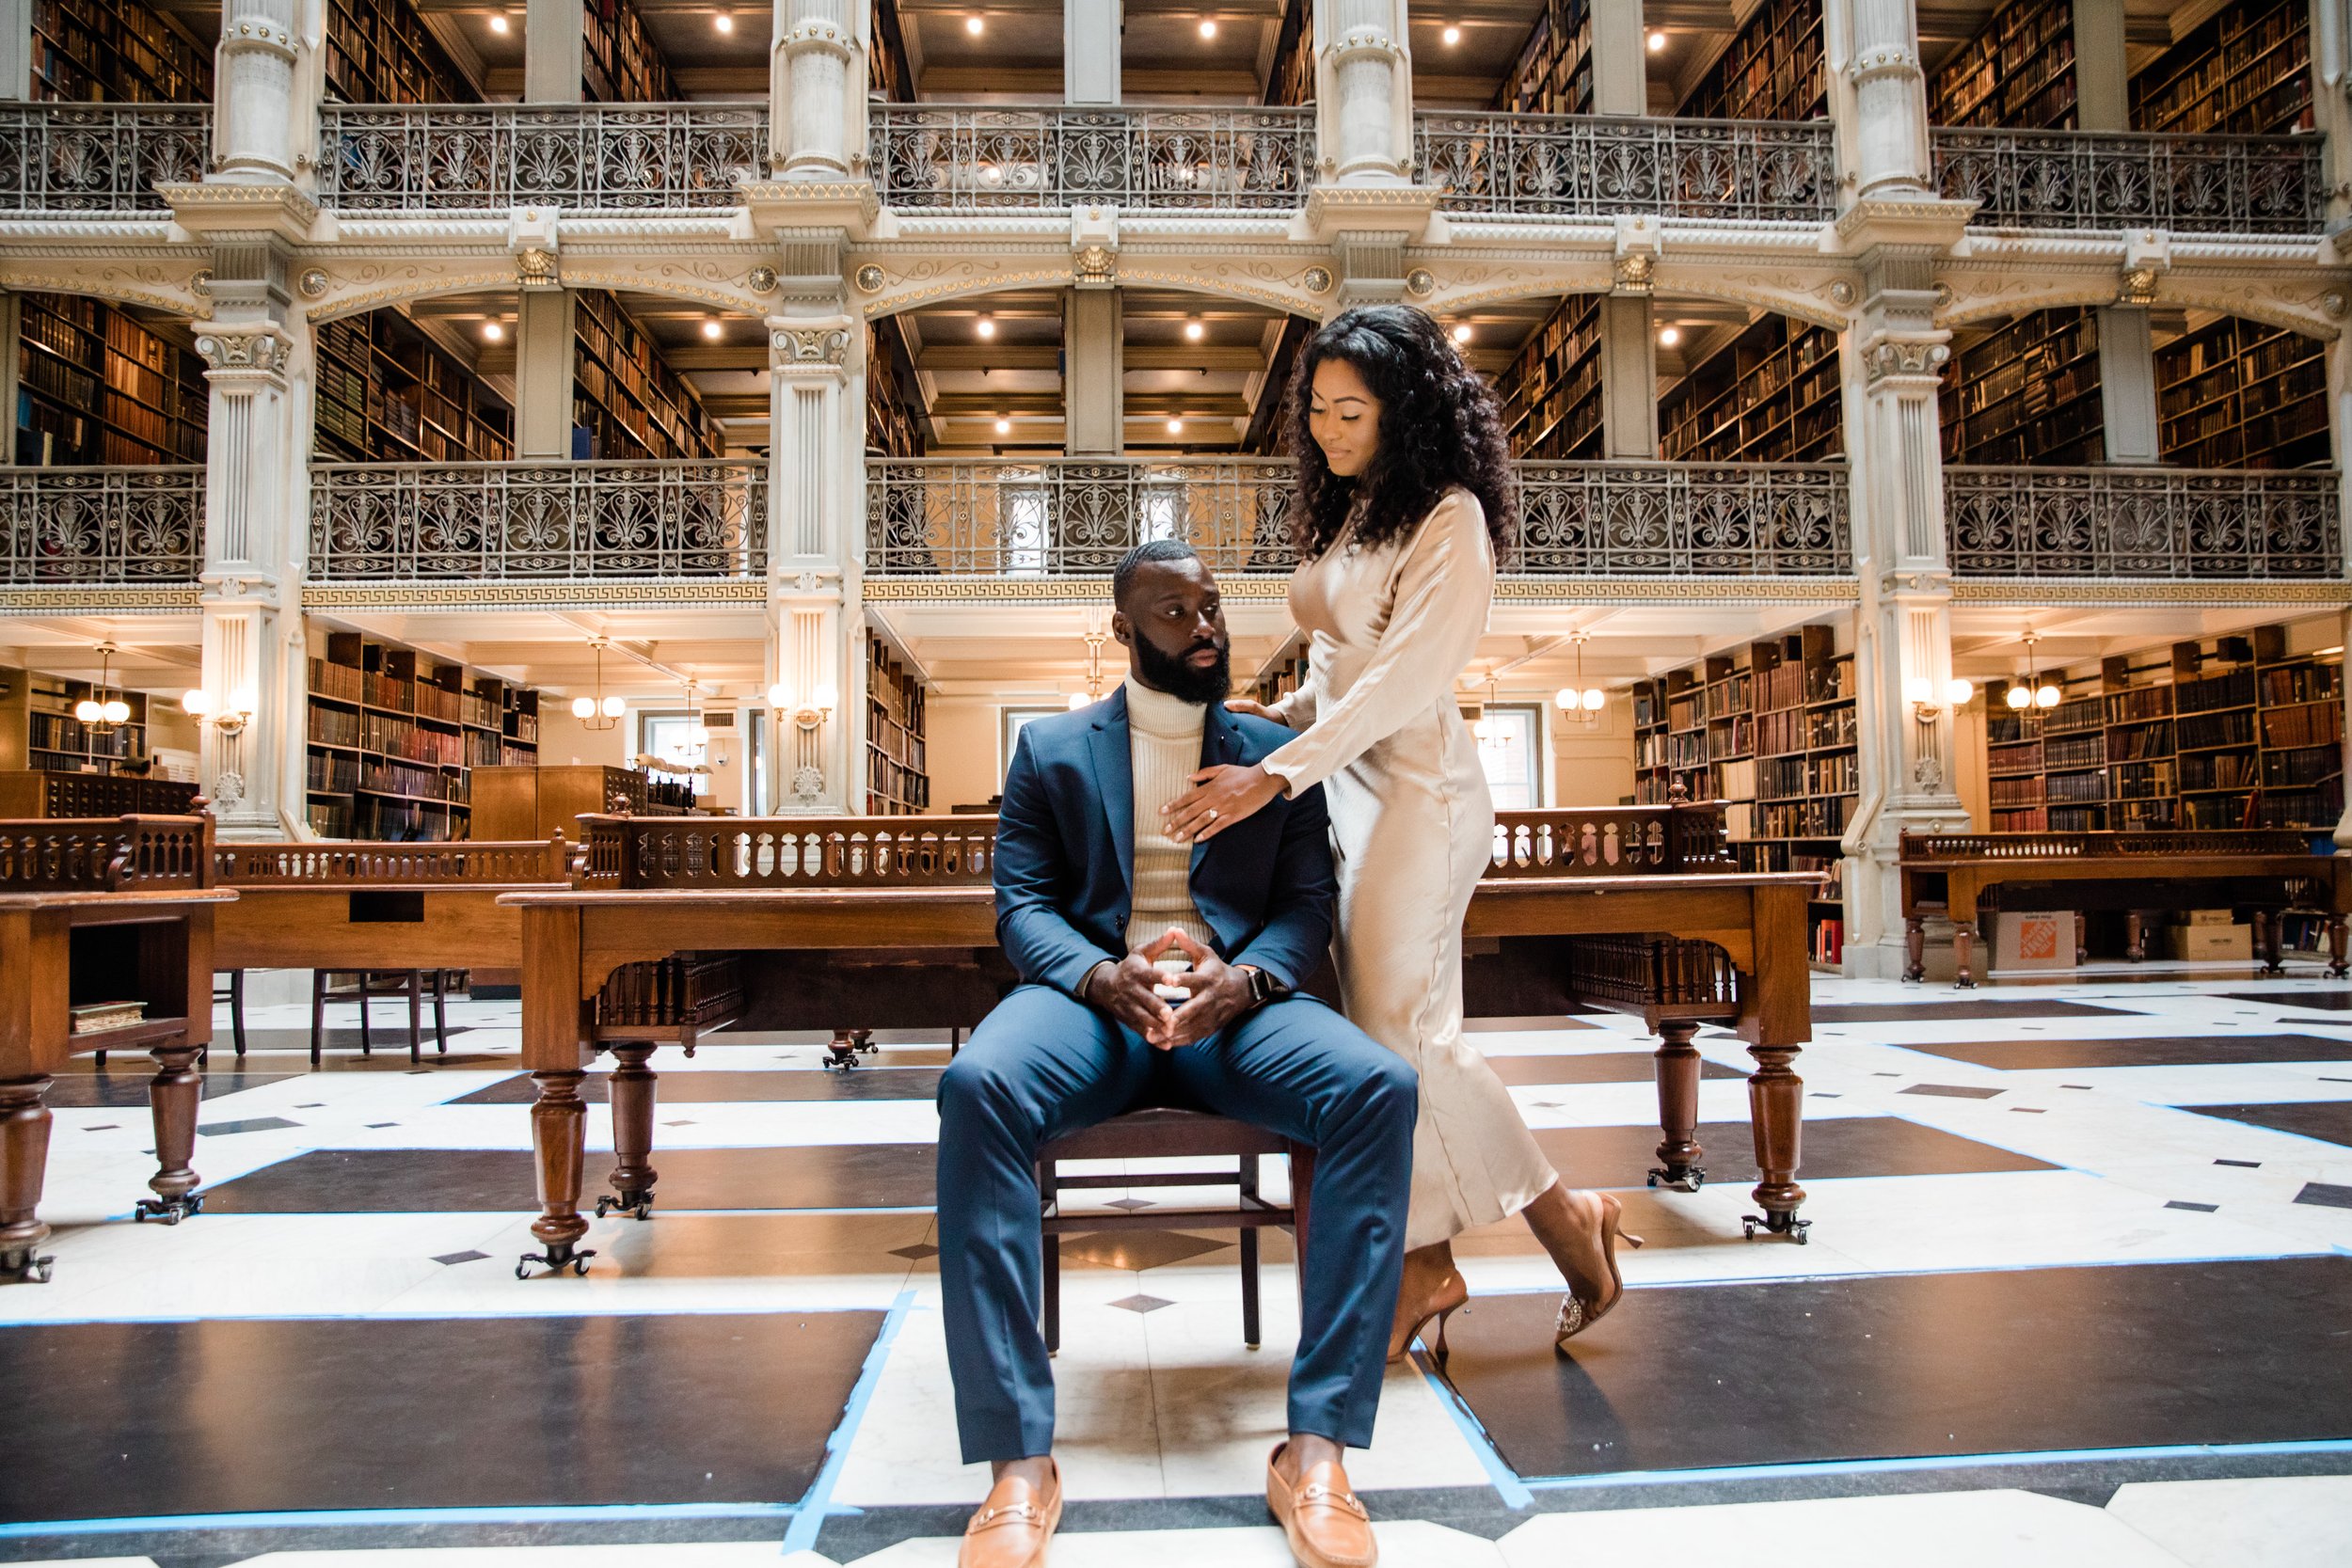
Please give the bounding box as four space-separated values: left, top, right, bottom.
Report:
1134 634 1232 705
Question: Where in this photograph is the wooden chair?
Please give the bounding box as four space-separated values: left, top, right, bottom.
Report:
1037 1108 1315 1353
214 970 246 1060
310 970 451 1066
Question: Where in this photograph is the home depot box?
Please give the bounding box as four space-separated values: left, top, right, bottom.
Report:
2185 909 2236 927
2167 923 2253 961
1994 911 2075 973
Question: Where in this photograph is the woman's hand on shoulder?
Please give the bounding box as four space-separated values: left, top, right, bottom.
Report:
1224 697 1288 727
1165 762 1286 844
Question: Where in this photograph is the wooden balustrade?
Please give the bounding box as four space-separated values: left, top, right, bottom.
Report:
0 813 215 895
1901 829 2316 863
215 836 571 887
1488 803 1736 878
576 815 1001 890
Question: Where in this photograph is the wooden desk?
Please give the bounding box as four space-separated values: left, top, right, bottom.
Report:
214 838 573 981
0 813 230 1284
504 806 1820 1276
1899 830 2352 988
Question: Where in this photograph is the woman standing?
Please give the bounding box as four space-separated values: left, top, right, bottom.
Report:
1163 305 1638 1355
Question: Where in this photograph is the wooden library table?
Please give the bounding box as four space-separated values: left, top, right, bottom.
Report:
1899 830 2352 988
504 805 1821 1276
0 813 230 1283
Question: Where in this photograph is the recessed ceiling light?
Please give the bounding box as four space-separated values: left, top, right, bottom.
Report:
1184 318 1205 341
966 13 983 34
1199 19 1216 39
488 12 509 32
1441 24 1461 46
1167 418 1184 436
482 321 504 341
994 417 1012 436
1658 325 1681 347
714 10 732 32
976 314 996 340
702 318 723 340
1647 29 1668 52
1451 323 1472 344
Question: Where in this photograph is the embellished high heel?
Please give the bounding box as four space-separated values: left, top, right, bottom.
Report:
1387 1259 1470 1364
1552 1192 1645 1349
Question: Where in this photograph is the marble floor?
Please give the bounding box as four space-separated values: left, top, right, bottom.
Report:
4 963 2350 1566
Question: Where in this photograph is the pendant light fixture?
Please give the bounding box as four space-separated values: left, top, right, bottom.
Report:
2006 632 2062 711
1554 630 1606 724
73 641 133 736
568 637 626 731
1067 613 1108 710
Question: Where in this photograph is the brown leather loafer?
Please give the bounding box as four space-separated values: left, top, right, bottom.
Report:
958 1458 1062 1568
1265 1443 1376 1568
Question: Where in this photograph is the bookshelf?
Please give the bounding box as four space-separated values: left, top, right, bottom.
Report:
17 293 206 467
313 310 514 464
31 0 212 102
1633 624 1853 962
2154 315 2328 470
10 672 151 774
1495 295 1602 460
1494 0 1594 116
572 290 725 462
865 633 930 816
305 630 541 841
2132 0 2312 135
1926 0 2075 129
1658 314 1840 464
871 0 916 101
1255 641 1311 711
323 0 480 103
1676 0 1825 121
1264 0 1314 106
1939 308 2103 466
583 0 681 103
1979 621 2344 838
866 319 926 458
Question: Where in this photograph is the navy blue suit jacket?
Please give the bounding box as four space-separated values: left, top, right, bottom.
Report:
993 686 1338 996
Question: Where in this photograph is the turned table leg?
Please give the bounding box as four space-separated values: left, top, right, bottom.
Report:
1648 1022 1707 1192
134 1039 204 1224
2126 911 2145 963
1952 923 1979 990
518 1069 596 1277
1903 917 1926 983
2259 909 2286 974
2328 915 2348 978
600 1045 660 1220
1741 1046 1810 1243
0 1077 55 1283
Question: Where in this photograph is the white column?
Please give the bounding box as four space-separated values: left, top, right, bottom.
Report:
193 308 313 840
2072 0 2130 131
1591 0 1647 117
1064 289 1123 455
2096 307 2160 464
214 0 301 182
1831 0 1933 200
2314 0 2352 230
767 312 860 812
0 0 33 101
525 0 584 102
773 0 865 178
515 289 576 459
1316 0 1413 185
1065 0 1120 103
1599 296 1657 458
1843 262 1965 977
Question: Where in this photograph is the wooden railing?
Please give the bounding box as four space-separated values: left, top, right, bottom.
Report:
1488 803 1736 878
1900 829 2317 863
215 837 572 887
576 815 1002 890
0 813 215 894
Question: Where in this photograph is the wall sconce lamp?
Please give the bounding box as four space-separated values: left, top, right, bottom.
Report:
1907 674 1976 723
767 678 836 732
181 683 257 736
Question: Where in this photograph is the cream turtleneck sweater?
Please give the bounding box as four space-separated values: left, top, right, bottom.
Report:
1120 676 1219 955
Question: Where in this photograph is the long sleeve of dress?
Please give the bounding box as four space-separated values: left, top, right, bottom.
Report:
1261 490 1493 797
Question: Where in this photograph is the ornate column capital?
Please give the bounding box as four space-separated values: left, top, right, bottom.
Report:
1859 329 1949 389
768 318 853 378
195 324 294 390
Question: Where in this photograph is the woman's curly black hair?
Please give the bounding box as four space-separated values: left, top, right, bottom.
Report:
1284 304 1516 562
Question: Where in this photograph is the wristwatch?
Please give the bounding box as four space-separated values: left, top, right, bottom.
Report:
1238 964 1287 1010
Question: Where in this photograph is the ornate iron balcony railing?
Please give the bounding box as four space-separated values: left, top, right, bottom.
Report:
870 104 1313 211
316 103 766 212
1945 467 2342 578
1 466 204 583
1931 129 2324 234
309 461 768 579
1412 112 1836 222
864 458 1851 577
0 104 211 214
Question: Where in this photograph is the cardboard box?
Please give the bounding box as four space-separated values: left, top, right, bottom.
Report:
2185 909 2236 927
2167 924 2252 961
1994 911 2076 973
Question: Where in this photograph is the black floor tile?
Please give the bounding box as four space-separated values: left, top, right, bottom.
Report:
44 1071 299 1108
449 1068 946 1106
1813 1002 2133 1023
1483 1053 1741 1087
1534 1117 2052 1186
2184 1101 2352 1148
2218 990 2352 1012
1900 1084 2005 1100
0 1310 879 1522
2296 1182 2352 1209
1902 1036 2352 1070
202 1145 942 1212
1437 1256 2352 1481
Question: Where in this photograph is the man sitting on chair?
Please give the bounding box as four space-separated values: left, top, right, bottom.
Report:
938 539 1417 1568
